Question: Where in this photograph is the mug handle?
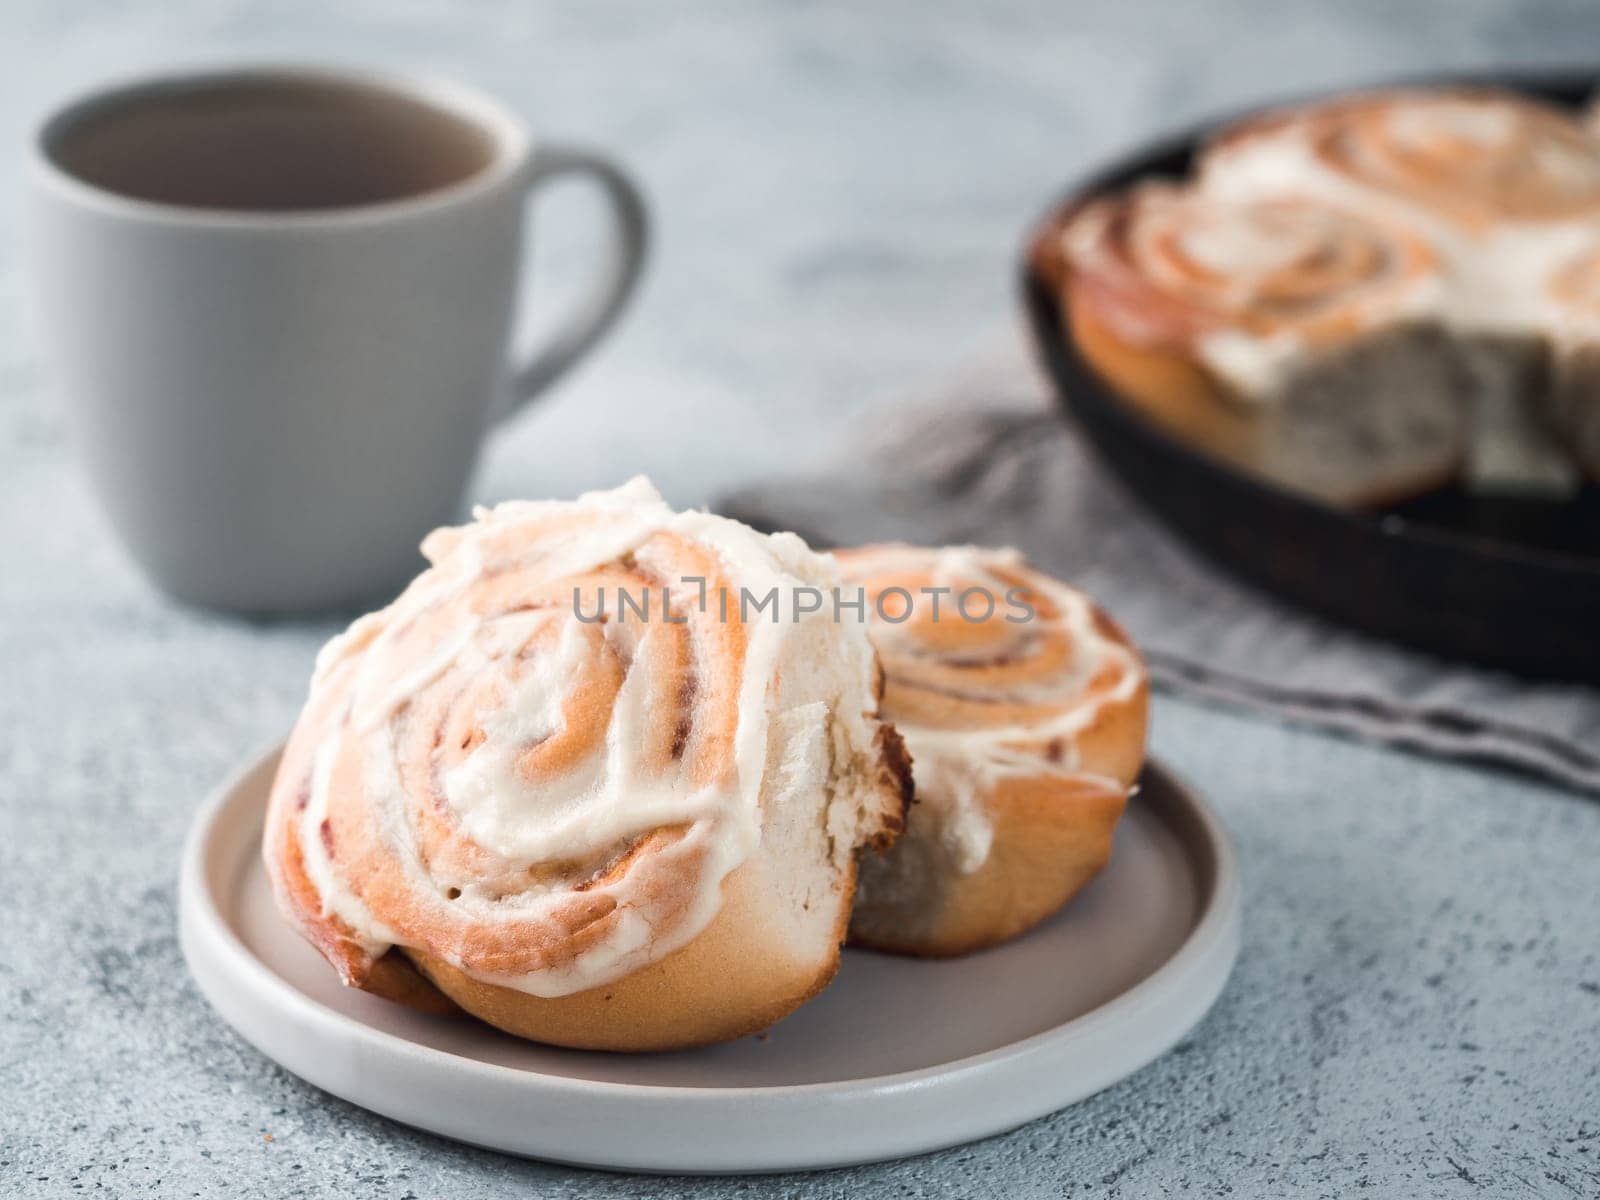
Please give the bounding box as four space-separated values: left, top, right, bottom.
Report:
498 143 649 421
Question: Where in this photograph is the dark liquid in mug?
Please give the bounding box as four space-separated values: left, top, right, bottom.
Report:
46 77 498 211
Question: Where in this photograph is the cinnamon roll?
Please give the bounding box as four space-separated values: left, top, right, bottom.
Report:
1195 88 1600 494
1199 88 1600 233
1058 182 1467 506
836 545 1148 958
1047 86 1600 501
264 478 910 1051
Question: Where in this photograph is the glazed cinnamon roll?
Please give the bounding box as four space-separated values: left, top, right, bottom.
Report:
1199 89 1600 494
1042 85 1600 502
1199 88 1600 233
836 545 1148 958
1058 182 1467 506
264 478 910 1051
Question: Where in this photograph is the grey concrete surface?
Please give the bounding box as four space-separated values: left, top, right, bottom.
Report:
3 1 1599 1196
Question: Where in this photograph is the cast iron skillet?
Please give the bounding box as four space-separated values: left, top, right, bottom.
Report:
1023 69 1600 683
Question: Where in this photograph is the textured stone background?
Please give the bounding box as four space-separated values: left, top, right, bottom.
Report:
3 1 1600 1196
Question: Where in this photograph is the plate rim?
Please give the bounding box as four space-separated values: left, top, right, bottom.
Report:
179 740 1242 1168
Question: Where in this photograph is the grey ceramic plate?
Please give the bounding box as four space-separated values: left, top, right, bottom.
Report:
179 744 1241 1173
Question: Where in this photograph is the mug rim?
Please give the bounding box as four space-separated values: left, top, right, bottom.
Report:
27 63 533 230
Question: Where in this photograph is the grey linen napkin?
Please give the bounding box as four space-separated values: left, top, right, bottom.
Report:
723 360 1600 796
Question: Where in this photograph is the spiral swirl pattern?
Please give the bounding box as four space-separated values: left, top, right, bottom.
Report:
835 544 1145 875
1206 89 1600 229
1063 182 1442 356
265 478 890 1000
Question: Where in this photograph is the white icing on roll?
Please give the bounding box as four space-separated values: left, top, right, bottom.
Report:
1062 185 1451 400
845 545 1144 876
1193 92 1600 394
288 477 887 998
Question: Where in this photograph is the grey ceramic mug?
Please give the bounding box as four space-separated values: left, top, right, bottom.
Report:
26 66 647 613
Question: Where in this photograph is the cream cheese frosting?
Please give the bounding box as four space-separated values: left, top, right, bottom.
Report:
1058 91 1600 500
1193 93 1600 396
844 545 1144 878
1060 184 1454 401
281 477 890 998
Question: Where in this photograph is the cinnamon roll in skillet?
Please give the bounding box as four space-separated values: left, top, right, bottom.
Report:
1203 88 1600 492
1048 86 1600 502
264 478 910 1051
837 545 1148 958
1058 183 1465 506
1199 88 1600 233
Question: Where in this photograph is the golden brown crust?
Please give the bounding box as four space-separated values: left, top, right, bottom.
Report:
848 774 1131 957
262 484 906 1050
1048 186 1471 509
364 950 462 1016
403 860 857 1051
837 546 1149 958
1065 291 1257 466
851 613 1149 957
1070 293 1472 507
